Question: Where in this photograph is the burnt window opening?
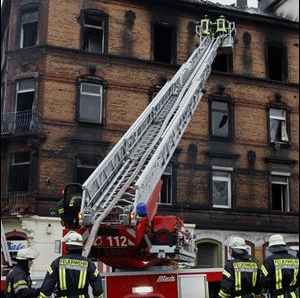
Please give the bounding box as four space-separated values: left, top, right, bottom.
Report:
159 165 173 205
271 175 290 212
212 51 233 72
210 100 231 139
82 11 106 54
75 155 99 185
20 10 38 48
78 81 103 124
15 79 35 131
266 44 287 81
8 152 31 192
269 108 289 144
153 23 176 64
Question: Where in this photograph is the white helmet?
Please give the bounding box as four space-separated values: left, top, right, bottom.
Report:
63 231 83 247
228 236 248 251
16 247 39 260
268 234 286 248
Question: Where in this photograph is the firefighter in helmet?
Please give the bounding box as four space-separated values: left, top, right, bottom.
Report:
215 15 228 36
57 184 82 229
261 234 299 297
38 231 104 298
218 236 261 298
5 247 40 298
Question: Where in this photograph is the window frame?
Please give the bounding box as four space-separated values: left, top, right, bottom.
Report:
270 171 291 213
265 41 288 82
268 107 290 145
151 22 177 65
80 9 109 55
209 96 234 142
212 50 233 73
8 152 32 193
18 7 39 49
211 166 233 209
196 239 223 268
158 165 173 206
74 155 99 185
76 78 105 125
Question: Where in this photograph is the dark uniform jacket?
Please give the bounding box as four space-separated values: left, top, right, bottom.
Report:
261 246 299 298
5 264 39 298
218 251 261 298
38 253 103 298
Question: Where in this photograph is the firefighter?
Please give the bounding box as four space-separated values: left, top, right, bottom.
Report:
5 247 40 298
261 234 299 298
57 184 82 229
215 15 229 36
218 236 261 298
200 15 211 37
38 231 103 298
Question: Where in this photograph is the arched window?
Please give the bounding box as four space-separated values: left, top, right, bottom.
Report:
196 239 223 268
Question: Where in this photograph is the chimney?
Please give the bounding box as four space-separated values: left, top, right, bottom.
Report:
236 0 248 9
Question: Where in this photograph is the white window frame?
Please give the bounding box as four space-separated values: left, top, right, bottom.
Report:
271 172 290 212
15 80 36 118
269 108 289 143
20 11 39 49
83 17 105 54
79 82 103 124
212 167 232 209
158 165 173 205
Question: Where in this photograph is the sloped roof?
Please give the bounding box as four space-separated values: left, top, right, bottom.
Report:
181 0 299 23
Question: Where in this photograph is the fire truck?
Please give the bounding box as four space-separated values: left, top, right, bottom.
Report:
59 17 236 298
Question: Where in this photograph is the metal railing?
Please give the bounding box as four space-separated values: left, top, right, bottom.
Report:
1 192 33 215
1 110 39 135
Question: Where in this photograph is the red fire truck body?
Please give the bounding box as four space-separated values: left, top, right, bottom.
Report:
103 269 222 298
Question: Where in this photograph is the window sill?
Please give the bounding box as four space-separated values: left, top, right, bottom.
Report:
77 120 103 126
212 205 231 209
269 142 291 149
209 136 233 143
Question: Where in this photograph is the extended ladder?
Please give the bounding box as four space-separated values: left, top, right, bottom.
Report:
81 21 236 257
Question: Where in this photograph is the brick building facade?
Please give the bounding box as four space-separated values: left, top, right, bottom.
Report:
1 0 299 278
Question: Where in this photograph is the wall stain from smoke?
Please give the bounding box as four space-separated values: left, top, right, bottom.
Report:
122 10 136 57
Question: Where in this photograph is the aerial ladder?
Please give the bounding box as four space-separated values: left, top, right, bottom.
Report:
60 17 236 270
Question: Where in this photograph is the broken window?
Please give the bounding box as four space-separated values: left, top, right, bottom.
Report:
15 79 35 131
78 82 103 124
75 155 99 185
8 152 31 192
20 10 38 48
267 44 287 81
197 240 222 268
153 23 176 64
212 169 232 208
212 51 233 72
82 11 105 54
159 165 173 205
271 174 290 212
211 101 230 138
269 108 289 143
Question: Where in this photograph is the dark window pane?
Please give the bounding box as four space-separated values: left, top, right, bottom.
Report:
272 184 284 211
213 180 229 206
267 45 284 81
153 24 175 64
83 28 104 53
76 167 95 185
160 174 172 204
211 101 229 138
9 163 30 192
22 22 38 48
14 152 31 164
197 242 220 268
85 14 103 27
17 92 34 111
212 53 232 72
